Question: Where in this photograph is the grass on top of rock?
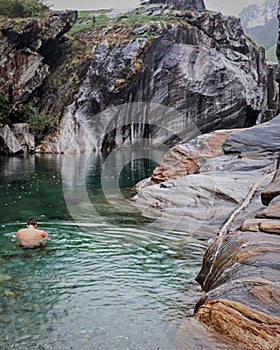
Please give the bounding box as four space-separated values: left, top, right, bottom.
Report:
67 11 110 36
68 9 175 36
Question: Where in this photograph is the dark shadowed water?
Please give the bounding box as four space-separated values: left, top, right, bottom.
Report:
0 152 205 350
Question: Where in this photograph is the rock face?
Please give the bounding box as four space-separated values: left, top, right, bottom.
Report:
0 123 35 155
261 154 280 205
192 172 280 349
0 5 278 154
132 115 280 348
265 62 279 120
0 11 77 154
0 11 78 106
37 5 268 153
132 118 280 239
149 115 280 185
148 0 206 11
0 125 22 155
151 129 236 182
276 0 280 84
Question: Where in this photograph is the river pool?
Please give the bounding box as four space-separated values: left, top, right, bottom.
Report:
0 152 205 350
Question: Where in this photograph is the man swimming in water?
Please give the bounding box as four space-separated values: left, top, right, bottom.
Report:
15 218 50 248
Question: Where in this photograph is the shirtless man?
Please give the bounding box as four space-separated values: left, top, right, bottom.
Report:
16 218 50 248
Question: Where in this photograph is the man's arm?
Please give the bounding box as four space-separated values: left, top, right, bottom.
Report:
15 230 22 238
41 230 50 239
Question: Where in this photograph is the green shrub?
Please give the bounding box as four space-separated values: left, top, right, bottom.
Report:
67 22 94 36
0 93 12 127
0 94 52 137
0 0 49 18
21 104 52 137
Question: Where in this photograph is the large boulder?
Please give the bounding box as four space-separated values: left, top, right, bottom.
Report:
223 115 280 154
151 129 236 183
193 227 280 349
0 123 35 155
132 116 280 348
12 123 35 153
131 170 270 239
191 160 280 348
37 7 267 153
132 116 280 237
0 125 22 155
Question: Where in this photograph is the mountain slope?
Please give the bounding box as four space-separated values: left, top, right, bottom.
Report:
239 0 278 62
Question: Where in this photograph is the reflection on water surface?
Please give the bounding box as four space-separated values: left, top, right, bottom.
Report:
0 153 205 350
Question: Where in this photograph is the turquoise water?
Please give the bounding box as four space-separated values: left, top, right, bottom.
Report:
0 153 205 350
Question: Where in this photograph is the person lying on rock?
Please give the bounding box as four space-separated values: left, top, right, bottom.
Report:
15 218 50 249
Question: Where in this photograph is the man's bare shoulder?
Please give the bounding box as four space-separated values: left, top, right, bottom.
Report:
16 228 28 236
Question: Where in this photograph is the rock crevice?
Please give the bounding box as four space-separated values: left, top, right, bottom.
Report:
0 11 77 105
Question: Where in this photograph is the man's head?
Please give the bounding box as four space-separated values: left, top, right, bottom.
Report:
27 218 37 227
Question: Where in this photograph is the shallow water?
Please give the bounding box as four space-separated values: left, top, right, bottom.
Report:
0 152 205 350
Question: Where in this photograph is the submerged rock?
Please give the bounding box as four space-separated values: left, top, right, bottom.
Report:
0 274 12 282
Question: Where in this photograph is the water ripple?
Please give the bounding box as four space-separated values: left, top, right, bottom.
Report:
0 220 205 350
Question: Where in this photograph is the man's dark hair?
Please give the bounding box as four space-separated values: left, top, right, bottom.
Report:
27 218 37 226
